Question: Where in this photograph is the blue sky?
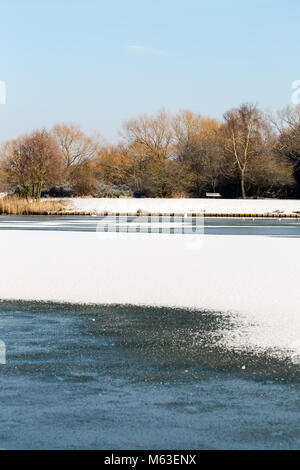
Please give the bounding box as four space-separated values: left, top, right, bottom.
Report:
0 0 299 143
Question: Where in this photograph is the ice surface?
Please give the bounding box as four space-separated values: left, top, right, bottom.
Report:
1 230 300 359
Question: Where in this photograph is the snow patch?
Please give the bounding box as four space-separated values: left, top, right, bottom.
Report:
1 231 300 359
65 197 300 215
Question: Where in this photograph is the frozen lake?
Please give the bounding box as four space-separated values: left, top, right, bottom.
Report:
1 215 300 237
1 218 300 449
1 301 300 450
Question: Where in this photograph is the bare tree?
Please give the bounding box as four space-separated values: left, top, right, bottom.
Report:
223 104 268 199
122 110 174 160
0 130 65 199
173 110 225 196
270 106 300 192
52 123 100 195
245 154 294 198
95 144 137 187
52 123 98 168
121 110 175 196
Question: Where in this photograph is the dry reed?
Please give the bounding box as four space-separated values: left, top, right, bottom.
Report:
0 196 66 215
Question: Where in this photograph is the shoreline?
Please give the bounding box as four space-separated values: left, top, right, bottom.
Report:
1 211 300 218
60 197 300 218
2 197 300 218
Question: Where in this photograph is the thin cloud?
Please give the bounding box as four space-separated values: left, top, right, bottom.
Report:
126 45 166 56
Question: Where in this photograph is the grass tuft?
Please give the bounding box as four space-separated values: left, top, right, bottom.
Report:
0 196 66 215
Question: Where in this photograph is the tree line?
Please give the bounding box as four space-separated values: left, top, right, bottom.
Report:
1 103 300 199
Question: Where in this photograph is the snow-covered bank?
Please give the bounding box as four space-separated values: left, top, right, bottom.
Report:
65 197 300 215
1 230 300 358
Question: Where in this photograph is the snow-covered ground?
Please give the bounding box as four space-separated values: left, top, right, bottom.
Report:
65 197 300 215
1 230 300 360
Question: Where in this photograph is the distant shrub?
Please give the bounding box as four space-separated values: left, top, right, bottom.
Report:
133 188 151 198
94 184 133 198
48 186 75 198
